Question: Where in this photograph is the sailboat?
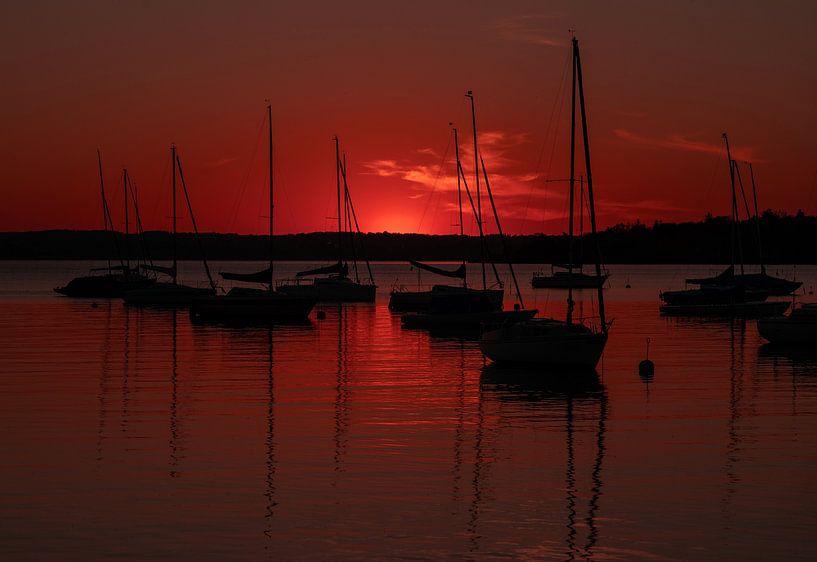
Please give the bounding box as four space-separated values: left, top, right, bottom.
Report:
276 137 377 303
683 135 800 296
757 304 817 344
55 151 155 297
388 125 503 312
480 36 608 370
123 145 217 305
531 176 609 289
659 134 796 315
189 104 316 322
401 91 536 331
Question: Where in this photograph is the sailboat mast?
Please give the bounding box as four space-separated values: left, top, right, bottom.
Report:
97 150 112 273
574 36 606 333
466 91 486 290
566 39 578 325
268 103 274 291
171 144 177 285
335 136 343 269
722 133 742 274
453 125 467 288
748 163 764 273
123 168 130 271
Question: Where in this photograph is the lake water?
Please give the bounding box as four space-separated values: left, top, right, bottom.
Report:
1 261 816 560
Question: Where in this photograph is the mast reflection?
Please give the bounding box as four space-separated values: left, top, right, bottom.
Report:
479 365 608 560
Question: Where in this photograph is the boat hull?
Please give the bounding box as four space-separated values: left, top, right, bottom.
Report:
757 307 817 344
190 289 315 322
277 278 376 303
480 320 607 369
687 268 801 296
55 274 155 298
123 282 216 306
388 286 503 312
659 300 789 317
401 309 536 331
531 273 608 289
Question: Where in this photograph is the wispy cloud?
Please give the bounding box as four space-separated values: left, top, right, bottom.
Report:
496 15 564 47
206 156 240 168
613 129 760 161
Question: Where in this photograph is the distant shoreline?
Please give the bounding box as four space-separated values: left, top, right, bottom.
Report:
2 212 816 263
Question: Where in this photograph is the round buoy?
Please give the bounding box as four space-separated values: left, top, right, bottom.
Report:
316 310 326 320
639 337 655 379
91 302 99 309
625 283 632 289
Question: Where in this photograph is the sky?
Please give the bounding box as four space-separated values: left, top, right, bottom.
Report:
1 0 816 235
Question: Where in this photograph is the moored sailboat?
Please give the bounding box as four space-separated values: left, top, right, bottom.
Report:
683 135 800 296
480 36 608 369
531 177 609 289
389 125 503 313
55 151 155 297
757 304 817 344
124 145 217 306
401 91 536 331
190 104 315 322
277 137 376 303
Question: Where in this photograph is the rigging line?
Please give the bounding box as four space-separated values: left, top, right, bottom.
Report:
481 155 523 307
339 158 374 284
228 111 267 233
127 174 154 269
522 47 572 228
175 152 217 291
147 152 170 234
733 162 760 264
416 130 454 233
699 147 723 216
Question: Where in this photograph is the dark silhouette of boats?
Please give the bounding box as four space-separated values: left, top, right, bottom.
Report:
190 104 315 322
686 264 800 296
400 91 535 330
532 177 609 289
277 137 376 303
659 135 798 316
683 136 800 296
532 264 608 289
55 151 155 297
659 285 790 316
389 125 502 313
480 36 609 369
124 145 217 306
757 303 817 344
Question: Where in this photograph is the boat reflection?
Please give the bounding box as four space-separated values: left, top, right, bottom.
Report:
478 363 607 560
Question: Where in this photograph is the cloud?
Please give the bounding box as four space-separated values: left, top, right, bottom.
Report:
613 129 760 161
206 156 240 168
496 15 564 47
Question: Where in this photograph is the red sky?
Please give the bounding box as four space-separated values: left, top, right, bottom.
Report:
2 1 816 235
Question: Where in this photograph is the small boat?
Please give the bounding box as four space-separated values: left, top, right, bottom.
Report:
191 104 315 323
531 176 609 290
684 139 800 296
124 145 217 306
481 319 607 369
531 265 608 289
686 265 801 296
659 284 789 316
389 126 503 313
400 91 534 331
390 280 502 312
757 304 817 344
480 36 609 370
277 137 376 303
56 151 155 298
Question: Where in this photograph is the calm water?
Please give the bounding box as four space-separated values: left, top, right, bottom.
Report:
1 261 817 560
